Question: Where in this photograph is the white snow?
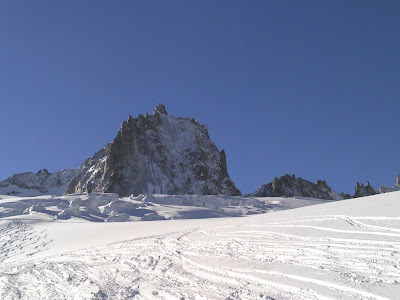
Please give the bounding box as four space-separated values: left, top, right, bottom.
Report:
0 192 399 299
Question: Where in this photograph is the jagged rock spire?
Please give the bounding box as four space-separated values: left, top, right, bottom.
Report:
354 181 376 198
153 104 168 116
377 174 400 193
36 169 50 176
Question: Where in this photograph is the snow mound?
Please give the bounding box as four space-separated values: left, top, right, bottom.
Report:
69 193 119 207
56 207 83 219
27 203 47 213
105 212 130 222
138 194 261 209
101 200 137 215
141 212 167 221
0 192 327 224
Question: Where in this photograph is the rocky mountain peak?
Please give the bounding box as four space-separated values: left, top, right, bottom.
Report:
36 168 50 176
65 106 240 197
153 104 168 116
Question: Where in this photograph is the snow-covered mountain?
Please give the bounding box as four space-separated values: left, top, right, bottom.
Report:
65 105 240 197
250 174 347 200
0 169 76 197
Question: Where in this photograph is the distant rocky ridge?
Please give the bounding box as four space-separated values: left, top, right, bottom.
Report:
250 174 400 200
377 175 400 194
250 174 349 200
353 175 400 198
64 105 241 197
354 181 376 198
0 169 76 197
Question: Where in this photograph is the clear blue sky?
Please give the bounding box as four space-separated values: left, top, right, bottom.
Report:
1 1 399 195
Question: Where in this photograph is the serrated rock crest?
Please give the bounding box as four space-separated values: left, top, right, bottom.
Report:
65 105 241 197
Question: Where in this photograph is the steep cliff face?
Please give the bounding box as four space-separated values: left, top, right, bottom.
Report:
65 105 241 197
0 169 76 196
251 174 346 200
354 181 376 198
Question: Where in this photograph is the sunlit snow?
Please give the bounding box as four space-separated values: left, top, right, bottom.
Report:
0 191 399 299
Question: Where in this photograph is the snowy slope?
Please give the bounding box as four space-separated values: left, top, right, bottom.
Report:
0 192 399 299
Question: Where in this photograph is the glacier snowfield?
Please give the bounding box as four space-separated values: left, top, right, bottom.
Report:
0 192 399 299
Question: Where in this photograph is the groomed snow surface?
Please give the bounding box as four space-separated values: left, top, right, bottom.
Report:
0 192 399 299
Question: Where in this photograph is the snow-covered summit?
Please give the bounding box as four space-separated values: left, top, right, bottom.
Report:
0 169 76 197
65 105 240 197
250 174 347 200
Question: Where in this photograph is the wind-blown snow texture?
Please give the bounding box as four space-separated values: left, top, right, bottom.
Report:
251 174 346 200
0 193 284 222
65 105 240 197
0 192 399 299
0 169 76 197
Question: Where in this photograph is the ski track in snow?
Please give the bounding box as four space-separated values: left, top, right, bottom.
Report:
0 221 52 264
0 213 399 300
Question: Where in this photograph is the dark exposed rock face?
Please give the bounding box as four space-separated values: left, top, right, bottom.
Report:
354 181 376 198
65 105 241 197
251 174 344 200
153 104 168 116
339 192 352 199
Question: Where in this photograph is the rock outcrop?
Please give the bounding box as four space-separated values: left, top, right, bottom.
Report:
65 105 240 197
251 174 345 200
377 174 400 194
354 181 376 198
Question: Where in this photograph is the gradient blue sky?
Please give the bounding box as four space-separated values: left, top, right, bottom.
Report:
1 1 399 195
